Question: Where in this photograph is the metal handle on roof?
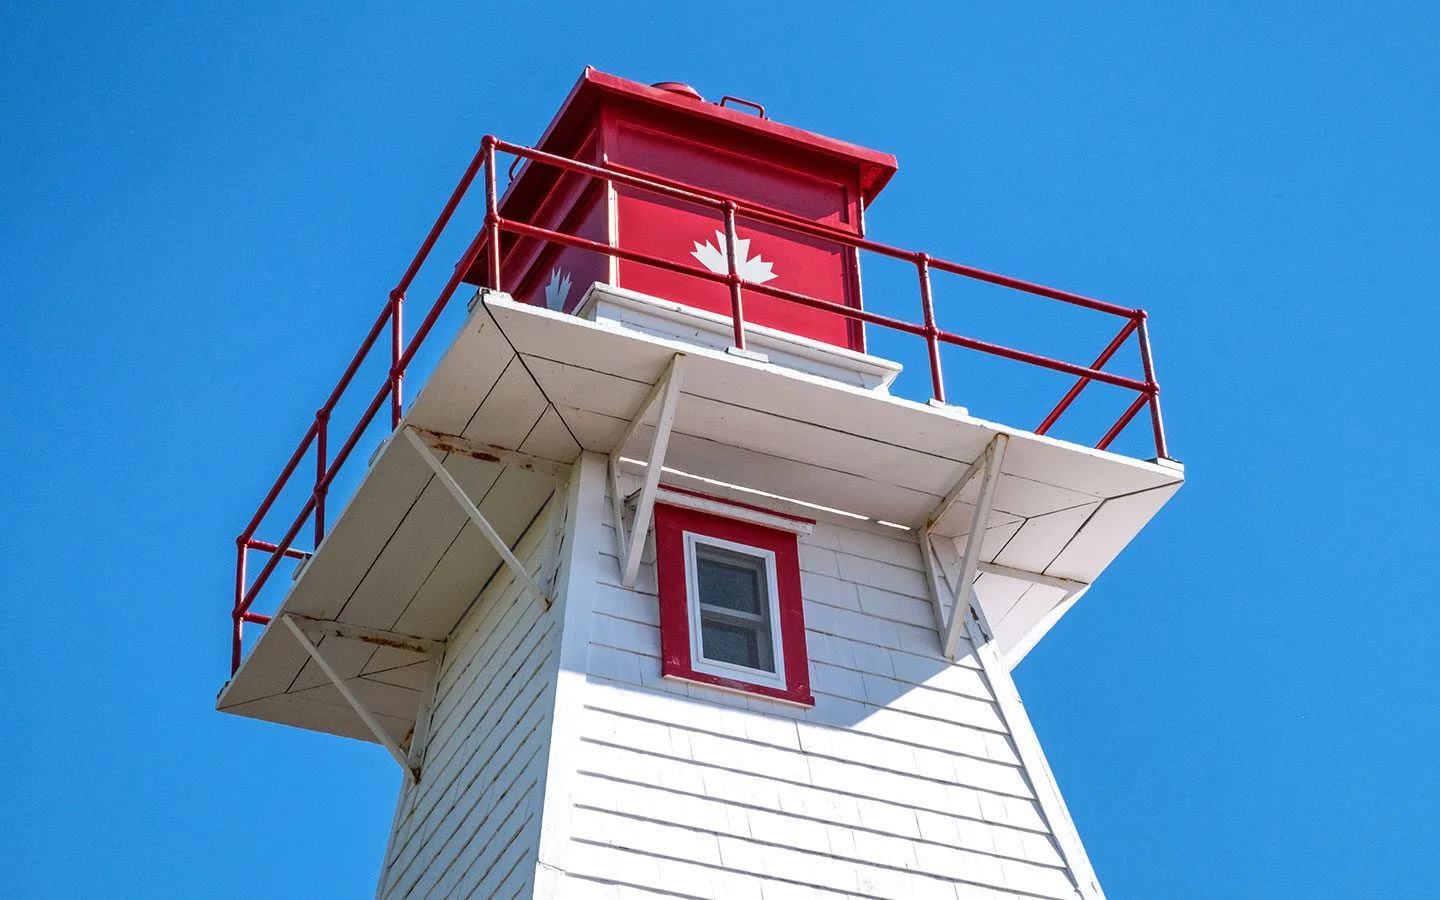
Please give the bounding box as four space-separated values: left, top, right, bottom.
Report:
719 95 767 119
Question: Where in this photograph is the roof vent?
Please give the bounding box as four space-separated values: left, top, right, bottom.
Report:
651 81 704 102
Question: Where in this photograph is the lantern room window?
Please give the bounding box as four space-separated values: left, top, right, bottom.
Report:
653 494 814 706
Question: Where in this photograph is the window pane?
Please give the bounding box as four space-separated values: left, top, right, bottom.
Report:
700 617 772 671
695 544 767 616
694 543 775 673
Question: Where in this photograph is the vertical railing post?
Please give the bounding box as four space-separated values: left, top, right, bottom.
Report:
605 171 618 287
232 539 246 674
483 138 502 292
390 289 404 428
916 253 946 404
723 201 746 352
1135 312 1169 459
852 196 869 355
314 408 329 545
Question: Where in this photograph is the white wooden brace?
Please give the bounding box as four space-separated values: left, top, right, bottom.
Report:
919 433 1009 660
922 526 1090 659
926 441 994 533
918 529 953 639
280 614 418 781
976 560 1088 594
405 654 443 774
402 426 551 608
607 353 687 588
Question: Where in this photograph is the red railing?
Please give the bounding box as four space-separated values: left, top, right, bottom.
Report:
228 135 1169 674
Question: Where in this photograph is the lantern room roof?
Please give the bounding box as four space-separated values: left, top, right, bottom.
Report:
524 67 899 204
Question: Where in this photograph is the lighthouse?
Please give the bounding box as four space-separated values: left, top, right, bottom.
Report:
219 68 1182 899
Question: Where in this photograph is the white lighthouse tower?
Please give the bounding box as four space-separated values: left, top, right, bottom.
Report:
219 68 1182 899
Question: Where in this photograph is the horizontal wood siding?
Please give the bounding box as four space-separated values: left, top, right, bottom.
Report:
560 497 1084 900
376 496 562 900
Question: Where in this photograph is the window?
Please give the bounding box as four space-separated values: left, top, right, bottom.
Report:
688 535 783 685
654 494 814 705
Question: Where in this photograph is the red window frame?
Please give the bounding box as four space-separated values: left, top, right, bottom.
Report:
653 498 814 706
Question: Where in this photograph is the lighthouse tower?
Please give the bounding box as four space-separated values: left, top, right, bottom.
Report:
219 68 1182 899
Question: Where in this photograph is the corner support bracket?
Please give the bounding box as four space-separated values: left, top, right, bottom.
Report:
920 433 1009 660
608 353 687 588
281 614 420 781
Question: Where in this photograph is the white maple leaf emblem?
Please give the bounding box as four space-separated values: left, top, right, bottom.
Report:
690 230 777 284
543 266 572 311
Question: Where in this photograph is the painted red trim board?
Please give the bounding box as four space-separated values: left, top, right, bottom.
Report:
653 502 814 706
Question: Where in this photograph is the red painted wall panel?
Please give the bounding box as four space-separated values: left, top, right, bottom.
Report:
511 187 610 313
614 189 858 347
608 118 864 349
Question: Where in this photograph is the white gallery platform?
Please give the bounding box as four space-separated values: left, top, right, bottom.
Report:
217 286 1184 747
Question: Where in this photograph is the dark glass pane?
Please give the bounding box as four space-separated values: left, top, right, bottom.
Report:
700 616 774 672
695 544 767 617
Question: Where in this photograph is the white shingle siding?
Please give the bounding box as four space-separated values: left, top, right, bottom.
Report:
548 478 1092 899
376 496 562 900
373 457 1100 898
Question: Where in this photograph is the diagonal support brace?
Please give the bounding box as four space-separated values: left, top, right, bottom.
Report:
921 433 1008 659
975 560 1087 594
926 433 1007 534
281 614 419 781
403 426 550 608
608 353 686 588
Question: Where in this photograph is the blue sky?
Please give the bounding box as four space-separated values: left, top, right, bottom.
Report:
4 2 1438 897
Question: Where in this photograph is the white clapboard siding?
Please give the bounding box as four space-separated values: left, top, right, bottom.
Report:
376 495 562 900
555 485 1087 899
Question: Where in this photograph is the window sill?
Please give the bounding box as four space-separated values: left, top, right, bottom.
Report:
661 670 816 708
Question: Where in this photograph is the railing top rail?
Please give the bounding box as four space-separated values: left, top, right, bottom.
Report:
489 136 1145 321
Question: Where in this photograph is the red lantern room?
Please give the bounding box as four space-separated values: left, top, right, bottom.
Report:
465 68 897 352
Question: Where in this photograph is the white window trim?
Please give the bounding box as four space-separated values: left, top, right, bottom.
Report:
682 531 787 691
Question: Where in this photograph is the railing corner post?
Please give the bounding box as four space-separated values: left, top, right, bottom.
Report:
314 407 330 545
916 252 945 404
389 289 405 429
232 538 247 674
1134 312 1168 458
484 140 502 292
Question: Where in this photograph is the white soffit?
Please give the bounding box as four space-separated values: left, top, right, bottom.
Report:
483 292 1180 530
218 301 577 743
483 294 1183 665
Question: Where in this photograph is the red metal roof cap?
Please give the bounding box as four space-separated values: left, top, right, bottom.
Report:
533 67 898 204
